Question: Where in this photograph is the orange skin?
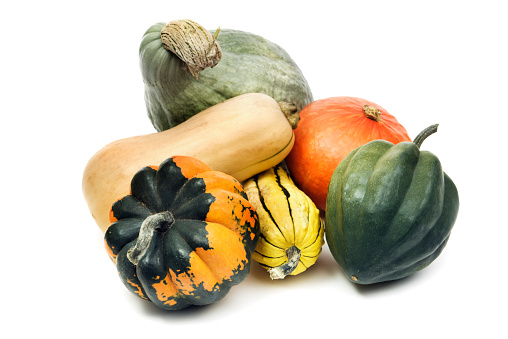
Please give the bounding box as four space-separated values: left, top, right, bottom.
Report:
285 97 411 211
104 156 259 309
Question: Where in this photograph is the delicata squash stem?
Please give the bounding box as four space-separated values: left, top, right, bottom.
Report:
268 246 302 279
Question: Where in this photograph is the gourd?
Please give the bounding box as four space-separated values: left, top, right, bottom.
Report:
325 125 459 284
104 156 259 310
82 93 297 233
243 164 324 279
140 19 313 131
285 96 411 211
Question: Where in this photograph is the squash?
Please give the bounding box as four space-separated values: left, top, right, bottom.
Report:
243 164 324 279
104 156 259 310
140 20 313 131
285 96 411 211
82 93 296 233
325 125 459 284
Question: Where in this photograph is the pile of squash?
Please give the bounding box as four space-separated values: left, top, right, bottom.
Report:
82 19 459 311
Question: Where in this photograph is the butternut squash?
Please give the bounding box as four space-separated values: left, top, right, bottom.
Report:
82 93 296 233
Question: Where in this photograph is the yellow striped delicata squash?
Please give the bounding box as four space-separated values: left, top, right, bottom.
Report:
243 164 324 279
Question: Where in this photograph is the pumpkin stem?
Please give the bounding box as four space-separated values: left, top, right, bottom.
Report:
413 124 439 149
363 105 381 122
127 211 174 266
268 246 301 279
278 101 300 129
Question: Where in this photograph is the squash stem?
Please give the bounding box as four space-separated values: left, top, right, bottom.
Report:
213 27 221 40
127 211 174 266
363 105 381 122
278 101 300 129
413 124 439 149
268 246 301 279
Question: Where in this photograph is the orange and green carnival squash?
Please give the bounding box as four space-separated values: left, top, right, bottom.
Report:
104 156 259 310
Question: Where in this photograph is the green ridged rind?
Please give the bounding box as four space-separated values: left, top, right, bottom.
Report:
140 22 314 131
325 140 459 285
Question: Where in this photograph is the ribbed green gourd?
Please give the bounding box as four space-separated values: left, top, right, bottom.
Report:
139 20 313 131
325 125 459 285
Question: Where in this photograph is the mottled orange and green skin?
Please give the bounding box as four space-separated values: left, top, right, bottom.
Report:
104 156 259 310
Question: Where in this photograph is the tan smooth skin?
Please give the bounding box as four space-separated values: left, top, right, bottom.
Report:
82 93 295 233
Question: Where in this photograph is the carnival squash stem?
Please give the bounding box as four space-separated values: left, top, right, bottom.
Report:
268 246 302 279
127 211 174 265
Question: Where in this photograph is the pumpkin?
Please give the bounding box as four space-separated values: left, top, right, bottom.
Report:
243 164 324 279
285 96 411 210
82 93 296 233
104 156 259 310
140 20 313 131
325 125 459 284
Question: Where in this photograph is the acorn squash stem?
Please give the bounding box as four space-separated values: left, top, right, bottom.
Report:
127 211 174 265
268 246 301 279
413 124 439 149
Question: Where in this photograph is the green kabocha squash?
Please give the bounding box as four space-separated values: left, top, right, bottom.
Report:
104 156 259 310
325 124 459 285
139 19 313 131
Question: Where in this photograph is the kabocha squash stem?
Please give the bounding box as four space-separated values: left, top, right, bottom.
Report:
160 19 222 79
414 124 439 149
268 246 302 279
127 211 174 265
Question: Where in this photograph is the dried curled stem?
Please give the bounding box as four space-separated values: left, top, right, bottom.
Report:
268 246 302 279
161 19 222 80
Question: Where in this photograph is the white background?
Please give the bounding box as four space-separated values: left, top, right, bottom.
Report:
2 1 506 337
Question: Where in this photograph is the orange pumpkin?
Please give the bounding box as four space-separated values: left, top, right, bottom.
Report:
285 97 411 211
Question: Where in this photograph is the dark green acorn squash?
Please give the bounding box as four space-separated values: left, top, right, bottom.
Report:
325 125 459 285
139 21 313 131
104 156 259 310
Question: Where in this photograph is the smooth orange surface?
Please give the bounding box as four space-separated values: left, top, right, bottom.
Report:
285 97 411 210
